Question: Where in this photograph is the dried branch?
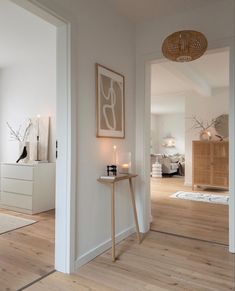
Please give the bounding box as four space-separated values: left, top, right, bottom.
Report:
189 116 217 131
22 119 32 141
205 118 217 130
6 122 21 142
6 119 32 142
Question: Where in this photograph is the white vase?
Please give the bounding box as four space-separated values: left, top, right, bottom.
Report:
18 141 30 163
200 130 212 141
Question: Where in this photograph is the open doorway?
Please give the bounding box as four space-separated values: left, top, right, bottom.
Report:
150 48 229 245
0 0 56 288
0 0 73 289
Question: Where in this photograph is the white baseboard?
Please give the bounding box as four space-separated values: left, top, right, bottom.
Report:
184 181 192 187
75 226 136 270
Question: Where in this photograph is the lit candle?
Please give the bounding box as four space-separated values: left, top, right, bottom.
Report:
120 163 129 174
113 145 117 165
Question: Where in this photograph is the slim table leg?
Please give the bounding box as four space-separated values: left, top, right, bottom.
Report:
128 178 141 243
111 183 116 261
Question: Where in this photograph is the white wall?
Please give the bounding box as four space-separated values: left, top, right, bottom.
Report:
27 0 136 268
0 0 56 163
14 0 235 269
185 87 229 185
151 113 185 155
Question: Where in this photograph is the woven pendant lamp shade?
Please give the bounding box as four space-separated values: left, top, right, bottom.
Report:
162 30 208 62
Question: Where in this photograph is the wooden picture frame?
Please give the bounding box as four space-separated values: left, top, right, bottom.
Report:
96 64 125 138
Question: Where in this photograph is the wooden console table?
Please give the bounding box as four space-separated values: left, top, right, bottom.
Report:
98 174 141 261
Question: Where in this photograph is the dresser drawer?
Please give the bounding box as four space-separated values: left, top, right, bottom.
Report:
1 192 32 210
2 164 34 181
2 178 33 196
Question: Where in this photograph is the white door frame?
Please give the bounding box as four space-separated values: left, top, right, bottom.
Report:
136 37 235 252
11 0 76 272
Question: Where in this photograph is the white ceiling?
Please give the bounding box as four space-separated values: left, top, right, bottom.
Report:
107 0 222 23
151 50 229 115
0 0 55 68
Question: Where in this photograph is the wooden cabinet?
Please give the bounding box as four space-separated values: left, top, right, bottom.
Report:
0 163 55 214
192 141 229 190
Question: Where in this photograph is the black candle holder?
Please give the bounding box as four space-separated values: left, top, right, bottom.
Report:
107 165 117 176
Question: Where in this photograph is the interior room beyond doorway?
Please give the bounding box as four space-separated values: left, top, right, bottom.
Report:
150 49 230 245
0 1 57 289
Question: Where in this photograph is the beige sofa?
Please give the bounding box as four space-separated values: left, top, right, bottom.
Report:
151 154 185 175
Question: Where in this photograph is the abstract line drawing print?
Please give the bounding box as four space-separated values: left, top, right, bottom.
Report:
96 64 125 138
100 78 117 130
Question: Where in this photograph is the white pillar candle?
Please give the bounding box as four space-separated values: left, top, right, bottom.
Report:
36 114 41 137
113 145 117 165
120 163 129 174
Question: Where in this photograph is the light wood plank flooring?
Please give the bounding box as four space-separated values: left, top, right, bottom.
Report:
1 179 233 291
0 209 55 291
151 177 229 245
26 231 234 291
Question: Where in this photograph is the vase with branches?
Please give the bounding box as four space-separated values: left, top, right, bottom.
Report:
190 116 219 141
6 119 32 163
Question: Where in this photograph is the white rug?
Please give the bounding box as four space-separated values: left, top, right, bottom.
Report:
171 191 229 205
0 213 36 235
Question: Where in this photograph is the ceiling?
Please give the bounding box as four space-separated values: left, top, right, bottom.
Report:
107 0 222 23
151 50 229 115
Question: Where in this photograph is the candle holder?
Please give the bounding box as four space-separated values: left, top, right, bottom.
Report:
117 152 131 174
36 135 40 161
107 165 117 176
35 115 41 161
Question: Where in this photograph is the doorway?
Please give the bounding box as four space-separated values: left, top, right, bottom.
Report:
135 40 234 253
12 0 75 274
150 49 230 245
0 1 74 289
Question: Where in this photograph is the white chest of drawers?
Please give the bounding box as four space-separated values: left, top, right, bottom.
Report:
0 162 55 214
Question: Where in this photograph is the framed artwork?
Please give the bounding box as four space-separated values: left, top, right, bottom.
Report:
96 64 125 138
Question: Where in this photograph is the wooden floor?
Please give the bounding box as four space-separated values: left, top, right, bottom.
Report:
0 208 55 291
1 179 234 291
26 231 234 291
151 177 229 245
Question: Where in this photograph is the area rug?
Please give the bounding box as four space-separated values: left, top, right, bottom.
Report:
0 213 36 235
170 191 229 205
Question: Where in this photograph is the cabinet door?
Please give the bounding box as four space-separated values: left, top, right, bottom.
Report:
212 142 229 187
193 142 211 185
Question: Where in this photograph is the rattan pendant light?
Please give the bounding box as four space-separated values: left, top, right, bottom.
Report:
162 30 208 62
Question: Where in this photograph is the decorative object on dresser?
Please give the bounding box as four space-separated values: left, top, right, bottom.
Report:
6 116 50 163
214 114 228 140
28 115 50 162
96 64 125 138
0 163 55 214
192 141 229 190
190 116 216 141
7 119 32 163
190 115 228 142
16 145 28 163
